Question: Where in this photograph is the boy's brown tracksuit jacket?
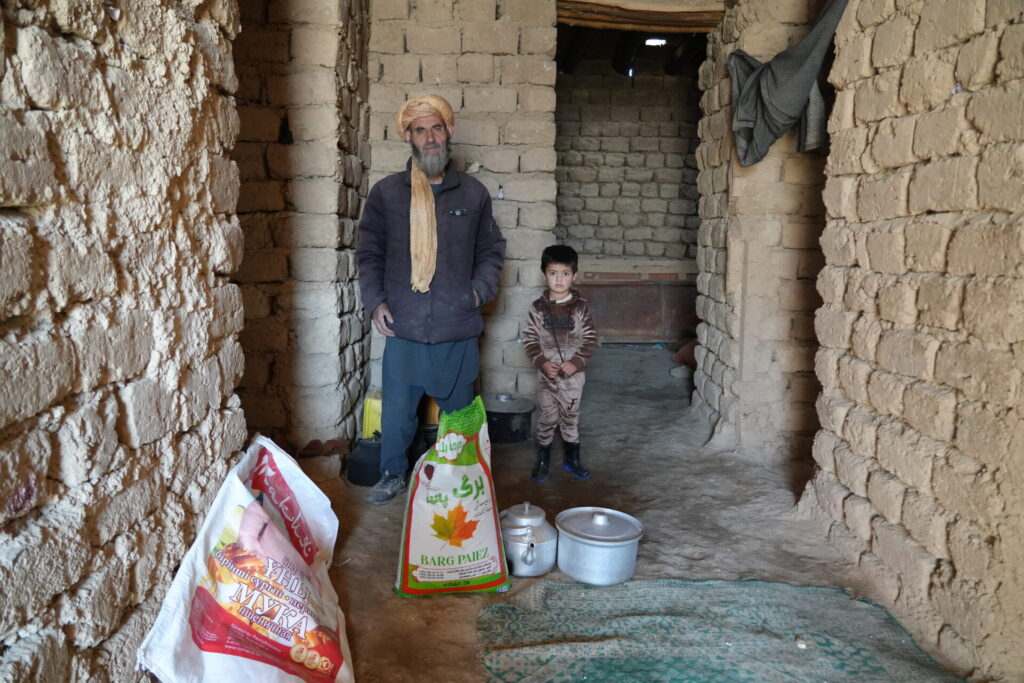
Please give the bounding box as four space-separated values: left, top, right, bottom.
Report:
521 290 598 445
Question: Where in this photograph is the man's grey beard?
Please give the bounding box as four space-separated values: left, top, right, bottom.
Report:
411 139 450 178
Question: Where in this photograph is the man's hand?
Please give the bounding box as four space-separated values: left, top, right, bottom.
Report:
372 302 396 337
559 361 578 377
541 361 560 380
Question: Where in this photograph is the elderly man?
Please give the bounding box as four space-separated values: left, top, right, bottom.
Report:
356 95 507 504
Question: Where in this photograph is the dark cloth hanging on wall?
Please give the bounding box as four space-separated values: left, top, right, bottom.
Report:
727 0 849 166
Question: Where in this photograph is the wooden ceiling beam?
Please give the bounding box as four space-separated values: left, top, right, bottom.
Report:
557 1 723 33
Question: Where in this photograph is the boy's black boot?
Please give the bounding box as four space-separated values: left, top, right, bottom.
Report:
562 442 590 479
531 442 551 482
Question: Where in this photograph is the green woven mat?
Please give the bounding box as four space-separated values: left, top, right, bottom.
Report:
477 578 962 682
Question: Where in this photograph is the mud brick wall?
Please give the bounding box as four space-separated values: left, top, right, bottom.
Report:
234 0 371 450
366 0 558 400
555 56 702 259
694 1 827 462
0 1 246 679
801 1 1024 678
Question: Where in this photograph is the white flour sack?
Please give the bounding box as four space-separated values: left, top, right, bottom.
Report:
395 396 509 596
137 436 354 683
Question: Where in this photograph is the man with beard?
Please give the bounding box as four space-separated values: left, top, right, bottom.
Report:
356 95 507 504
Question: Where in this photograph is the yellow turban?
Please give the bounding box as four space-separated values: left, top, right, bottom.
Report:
397 95 455 293
397 94 454 135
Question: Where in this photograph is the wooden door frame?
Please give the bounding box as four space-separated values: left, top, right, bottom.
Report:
557 1 724 33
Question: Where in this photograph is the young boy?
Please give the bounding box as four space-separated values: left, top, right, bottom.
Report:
521 245 598 481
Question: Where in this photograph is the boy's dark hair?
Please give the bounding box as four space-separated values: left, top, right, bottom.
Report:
541 244 579 273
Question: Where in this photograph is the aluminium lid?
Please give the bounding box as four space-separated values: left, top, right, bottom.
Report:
502 501 548 528
483 393 534 414
555 506 643 544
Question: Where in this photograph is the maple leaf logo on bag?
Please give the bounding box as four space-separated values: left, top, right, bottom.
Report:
435 432 467 462
429 503 479 548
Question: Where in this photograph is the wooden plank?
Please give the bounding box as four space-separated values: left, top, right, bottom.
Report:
576 281 699 343
558 1 723 32
559 18 716 32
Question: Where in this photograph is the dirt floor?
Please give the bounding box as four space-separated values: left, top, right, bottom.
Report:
322 345 860 682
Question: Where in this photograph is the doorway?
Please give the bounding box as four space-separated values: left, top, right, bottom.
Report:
554 26 708 344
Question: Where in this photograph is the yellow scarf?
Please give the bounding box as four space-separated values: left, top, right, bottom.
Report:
397 95 454 293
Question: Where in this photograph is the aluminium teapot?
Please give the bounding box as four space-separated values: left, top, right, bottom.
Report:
499 502 558 577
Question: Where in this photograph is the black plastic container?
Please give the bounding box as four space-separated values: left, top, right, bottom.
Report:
484 394 534 443
347 425 439 486
346 436 381 486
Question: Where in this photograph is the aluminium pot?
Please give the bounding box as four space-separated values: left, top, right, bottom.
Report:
555 507 644 586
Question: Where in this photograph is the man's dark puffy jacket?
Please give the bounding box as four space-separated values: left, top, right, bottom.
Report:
356 160 507 344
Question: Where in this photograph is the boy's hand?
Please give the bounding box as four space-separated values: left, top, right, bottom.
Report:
541 361 560 379
559 361 577 377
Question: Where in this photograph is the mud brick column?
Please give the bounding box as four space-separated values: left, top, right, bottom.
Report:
694 1 827 462
234 0 371 450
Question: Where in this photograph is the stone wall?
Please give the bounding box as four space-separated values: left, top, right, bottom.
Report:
694 1 827 461
234 0 371 450
366 0 558 400
804 0 1024 677
0 1 246 679
556 53 701 260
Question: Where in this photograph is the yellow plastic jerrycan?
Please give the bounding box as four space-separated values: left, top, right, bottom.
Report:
362 391 382 438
